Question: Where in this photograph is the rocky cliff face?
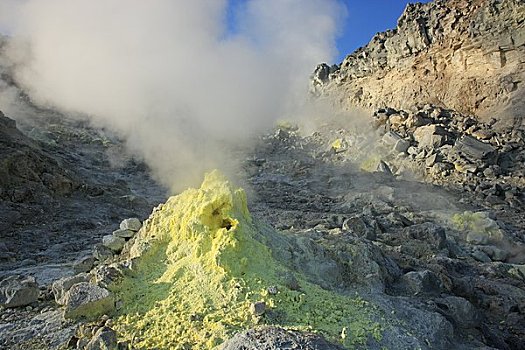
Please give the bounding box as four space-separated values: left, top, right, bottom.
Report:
313 0 525 128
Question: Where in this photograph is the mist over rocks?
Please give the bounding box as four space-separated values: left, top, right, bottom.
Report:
0 0 344 192
0 0 525 349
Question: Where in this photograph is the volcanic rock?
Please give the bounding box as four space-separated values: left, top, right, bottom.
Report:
508 265 525 280
413 125 447 149
101 235 125 253
62 282 115 320
85 326 118 350
92 264 125 289
222 326 345 350
402 222 447 249
93 244 114 262
73 255 96 273
0 309 76 349
434 296 481 329
376 160 393 175
112 228 135 239
342 215 377 240
471 249 491 263
250 301 266 316
481 245 508 262
453 135 497 164
311 63 339 87
119 218 142 232
312 0 525 127
400 270 443 295
0 275 39 308
52 273 90 305
381 131 403 147
393 138 410 153
0 242 13 261
0 111 76 202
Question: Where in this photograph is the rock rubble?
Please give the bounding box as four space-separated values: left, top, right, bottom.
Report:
0 0 524 349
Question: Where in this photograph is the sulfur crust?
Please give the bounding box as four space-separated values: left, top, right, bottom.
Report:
331 138 344 150
451 210 503 241
111 170 381 349
359 154 382 172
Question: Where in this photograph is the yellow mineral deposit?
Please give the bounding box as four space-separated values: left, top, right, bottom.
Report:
111 170 381 349
331 138 344 151
359 154 382 173
451 211 504 242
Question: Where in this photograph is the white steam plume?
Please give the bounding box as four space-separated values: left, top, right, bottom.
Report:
0 0 344 191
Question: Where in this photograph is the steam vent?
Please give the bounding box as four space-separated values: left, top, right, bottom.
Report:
2 0 525 349
111 171 380 349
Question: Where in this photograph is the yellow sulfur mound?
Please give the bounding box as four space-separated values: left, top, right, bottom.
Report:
451 211 503 242
111 170 380 349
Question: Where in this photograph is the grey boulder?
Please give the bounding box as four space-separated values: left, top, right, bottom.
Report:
222 326 344 350
93 244 114 261
102 235 126 253
453 135 497 164
413 125 447 149
112 228 136 239
119 218 142 232
73 255 96 273
401 270 443 295
63 282 115 320
0 275 39 308
85 326 118 350
434 296 481 329
403 222 447 249
52 273 90 305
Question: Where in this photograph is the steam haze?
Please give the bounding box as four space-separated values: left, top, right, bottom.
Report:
0 0 344 191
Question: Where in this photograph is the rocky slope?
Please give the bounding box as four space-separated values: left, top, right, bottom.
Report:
0 101 165 283
1 0 525 349
312 0 525 129
20 120 522 350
